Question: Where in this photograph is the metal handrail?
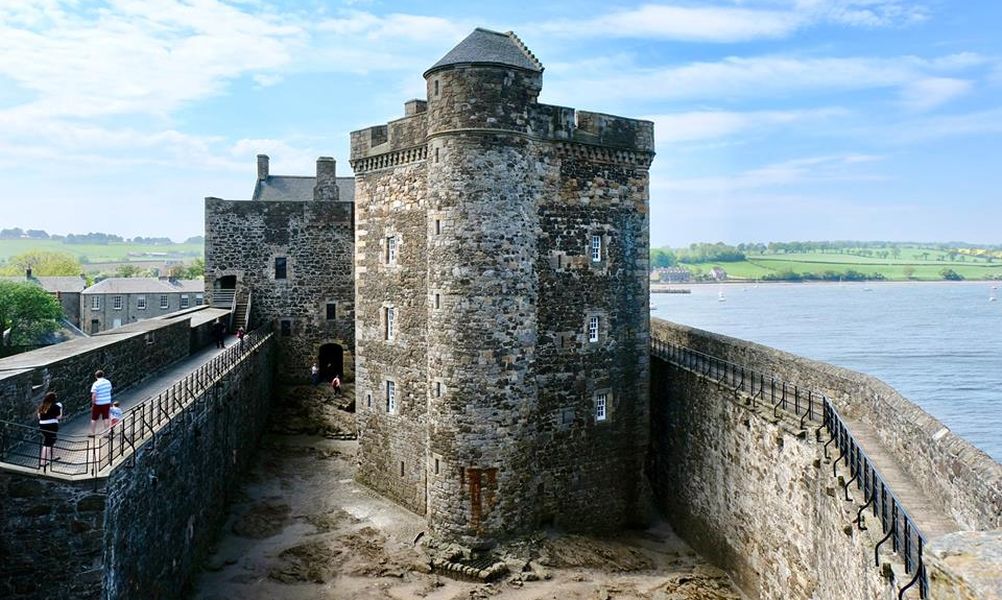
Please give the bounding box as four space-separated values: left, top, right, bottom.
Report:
652 339 928 599
0 325 274 479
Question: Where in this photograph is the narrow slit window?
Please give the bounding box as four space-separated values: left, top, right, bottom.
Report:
591 235 602 262
366 393 372 408
434 458 440 475
434 293 440 309
400 461 405 477
596 393 608 421
435 381 442 398
435 147 440 163
435 219 441 235
434 79 440 96
588 316 600 343
275 256 288 279
385 307 395 340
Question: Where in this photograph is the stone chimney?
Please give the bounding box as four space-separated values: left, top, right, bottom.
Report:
314 157 339 202
404 99 428 116
257 154 270 181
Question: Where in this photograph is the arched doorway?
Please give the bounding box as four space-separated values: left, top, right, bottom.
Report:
318 344 344 382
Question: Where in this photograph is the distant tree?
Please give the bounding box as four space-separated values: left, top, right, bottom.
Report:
0 280 63 347
650 248 676 268
115 265 147 278
184 235 205 244
0 251 82 276
940 268 964 281
902 266 916 279
891 247 901 259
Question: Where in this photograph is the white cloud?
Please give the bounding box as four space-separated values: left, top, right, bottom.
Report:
898 77 973 112
648 108 846 144
529 1 929 43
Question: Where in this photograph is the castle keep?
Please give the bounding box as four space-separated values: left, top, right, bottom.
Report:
350 29 654 543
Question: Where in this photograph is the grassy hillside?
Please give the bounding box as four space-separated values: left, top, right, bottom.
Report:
0 239 203 263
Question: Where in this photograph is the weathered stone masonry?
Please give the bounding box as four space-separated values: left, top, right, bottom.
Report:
204 157 355 383
351 28 654 544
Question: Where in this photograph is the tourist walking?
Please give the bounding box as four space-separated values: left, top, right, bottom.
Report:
236 326 246 351
37 392 63 467
311 363 320 385
90 370 113 436
331 374 342 396
212 318 226 349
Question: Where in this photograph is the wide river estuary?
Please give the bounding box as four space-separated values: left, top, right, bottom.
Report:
653 281 1001 461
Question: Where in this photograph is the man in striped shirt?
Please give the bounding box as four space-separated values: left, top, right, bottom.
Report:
90 369 113 435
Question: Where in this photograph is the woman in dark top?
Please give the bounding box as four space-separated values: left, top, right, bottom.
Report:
37 392 63 467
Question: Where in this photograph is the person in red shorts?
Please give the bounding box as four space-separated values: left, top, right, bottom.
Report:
90 369 113 436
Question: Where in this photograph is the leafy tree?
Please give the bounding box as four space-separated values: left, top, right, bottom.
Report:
0 251 82 276
185 258 205 279
940 268 964 281
650 248 676 268
0 281 63 347
115 264 146 278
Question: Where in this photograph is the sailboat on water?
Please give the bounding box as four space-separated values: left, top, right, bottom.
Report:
717 290 726 302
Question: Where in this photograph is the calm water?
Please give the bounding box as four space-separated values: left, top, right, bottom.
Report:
652 282 1002 462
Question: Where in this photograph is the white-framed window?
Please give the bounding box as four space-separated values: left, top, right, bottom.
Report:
195 294 204 306
386 380 396 413
91 296 101 310
180 295 189 308
386 235 398 265
596 392 608 422
385 306 395 340
160 294 169 309
113 295 123 310
591 234 602 262
136 295 147 310
588 316 600 343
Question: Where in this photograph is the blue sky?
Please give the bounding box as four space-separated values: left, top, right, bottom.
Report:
1 0 1001 247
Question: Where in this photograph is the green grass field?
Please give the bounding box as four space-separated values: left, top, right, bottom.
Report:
0 239 203 263
684 246 1002 281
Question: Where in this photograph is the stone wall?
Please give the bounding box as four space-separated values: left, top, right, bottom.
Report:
103 337 274 598
0 335 275 600
204 198 354 382
651 319 1002 531
650 358 898 599
0 318 190 427
0 474 108 599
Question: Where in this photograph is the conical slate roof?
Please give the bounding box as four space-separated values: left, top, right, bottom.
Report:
424 28 543 77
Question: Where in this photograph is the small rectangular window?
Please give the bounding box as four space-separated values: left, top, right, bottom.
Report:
386 236 397 265
280 320 292 336
588 316 600 343
385 306 395 340
326 303 336 321
386 380 396 413
91 296 101 310
433 293 440 309
113 295 123 310
591 235 602 262
180 295 189 308
275 257 288 279
596 393 608 422
195 294 204 306
160 294 169 309
136 295 147 310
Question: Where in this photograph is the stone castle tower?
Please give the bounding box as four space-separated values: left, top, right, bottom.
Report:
351 28 654 544
204 156 356 382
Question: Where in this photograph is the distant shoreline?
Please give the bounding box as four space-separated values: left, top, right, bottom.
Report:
651 279 1000 291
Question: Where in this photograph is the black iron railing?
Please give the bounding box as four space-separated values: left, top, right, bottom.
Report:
0 326 273 479
651 339 928 599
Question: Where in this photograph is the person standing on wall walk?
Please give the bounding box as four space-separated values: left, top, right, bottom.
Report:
90 370 113 436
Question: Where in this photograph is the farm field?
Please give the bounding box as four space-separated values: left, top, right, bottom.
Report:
670 245 1002 281
0 239 203 263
